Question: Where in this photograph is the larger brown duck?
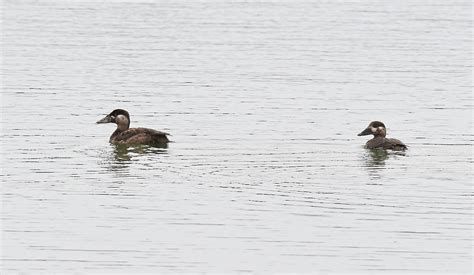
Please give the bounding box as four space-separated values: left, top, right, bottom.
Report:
358 121 407 150
97 109 170 145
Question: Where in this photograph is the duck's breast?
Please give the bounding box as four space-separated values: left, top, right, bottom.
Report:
365 137 386 149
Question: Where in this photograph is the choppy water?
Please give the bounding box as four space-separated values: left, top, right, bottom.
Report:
1 0 472 273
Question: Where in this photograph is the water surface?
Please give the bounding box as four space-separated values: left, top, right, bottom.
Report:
1 0 472 273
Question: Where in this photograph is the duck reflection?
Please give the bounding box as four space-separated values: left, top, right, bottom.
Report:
361 148 406 180
366 148 389 166
99 143 168 176
361 149 388 181
113 143 168 161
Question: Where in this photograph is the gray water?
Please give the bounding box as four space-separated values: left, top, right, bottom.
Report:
1 0 472 273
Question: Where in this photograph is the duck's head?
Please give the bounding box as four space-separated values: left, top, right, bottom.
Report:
358 121 386 137
97 109 130 131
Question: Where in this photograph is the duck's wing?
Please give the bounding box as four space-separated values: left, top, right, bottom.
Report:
115 128 170 144
137 127 170 136
385 138 407 150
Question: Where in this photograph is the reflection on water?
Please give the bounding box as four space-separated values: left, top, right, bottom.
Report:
98 143 168 175
113 143 168 161
366 148 390 166
361 149 407 180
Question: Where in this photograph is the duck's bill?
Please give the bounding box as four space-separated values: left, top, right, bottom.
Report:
358 128 372 136
96 115 113 124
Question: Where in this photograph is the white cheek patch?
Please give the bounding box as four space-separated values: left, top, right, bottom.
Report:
115 115 126 123
370 126 377 133
115 114 129 130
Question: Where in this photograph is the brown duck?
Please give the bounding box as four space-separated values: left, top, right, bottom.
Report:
358 121 407 150
97 109 170 145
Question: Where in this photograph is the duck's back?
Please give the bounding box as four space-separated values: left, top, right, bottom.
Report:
384 138 407 151
111 127 169 145
366 137 407 150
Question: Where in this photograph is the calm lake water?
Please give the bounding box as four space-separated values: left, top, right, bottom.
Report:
1 0 472 273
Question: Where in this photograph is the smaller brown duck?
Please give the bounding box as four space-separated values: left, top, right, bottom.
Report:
358 121 407 150
97 109 170 145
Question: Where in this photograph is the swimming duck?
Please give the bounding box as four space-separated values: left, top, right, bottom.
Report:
358 121 407 150
97 109 170 145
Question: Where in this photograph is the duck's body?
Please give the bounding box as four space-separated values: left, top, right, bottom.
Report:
358 121 407 151
110 127 170 145
97 109 170 145
364 136 407 150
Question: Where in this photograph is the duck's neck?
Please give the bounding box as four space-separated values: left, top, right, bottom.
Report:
117 123 129 131
373 128 386 138
110 128 123 141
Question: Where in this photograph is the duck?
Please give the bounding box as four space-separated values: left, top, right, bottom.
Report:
358 121 407 150
97 109 170 145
